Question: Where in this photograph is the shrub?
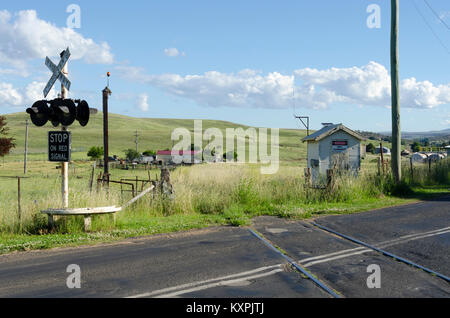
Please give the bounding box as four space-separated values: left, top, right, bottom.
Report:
87 146 103 160
124 149 140 161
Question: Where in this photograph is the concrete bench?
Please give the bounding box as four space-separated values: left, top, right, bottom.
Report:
42 206 122 232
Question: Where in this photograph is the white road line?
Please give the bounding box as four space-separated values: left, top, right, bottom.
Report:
125 227 450 298
302 230 450 268
298 227 450 264
298 247 366 264
379 230 450 249
154 269 284 298
127 264 283 298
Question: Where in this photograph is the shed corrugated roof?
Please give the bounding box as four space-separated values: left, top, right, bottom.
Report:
302 124 366 142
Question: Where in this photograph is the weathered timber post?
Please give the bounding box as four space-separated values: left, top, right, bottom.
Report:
377 157 382 176
304 168 312 186
24 120 28 175
61 56 69 208
160 167 174 198
390 0 401 183
327 169 335 192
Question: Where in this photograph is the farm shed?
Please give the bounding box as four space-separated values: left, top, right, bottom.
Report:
156 150 201 165
139 155 155 164
302 123 365 182
446 146 450 156
428 153 445 162
411 153 427 163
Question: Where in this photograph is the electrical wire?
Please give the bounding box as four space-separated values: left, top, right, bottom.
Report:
412 0 450 55
423 0 450 30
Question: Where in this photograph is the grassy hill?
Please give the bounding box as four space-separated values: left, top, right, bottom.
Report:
1 112 309 165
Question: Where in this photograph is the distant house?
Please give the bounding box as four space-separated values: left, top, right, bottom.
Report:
428 153 445 162
139 155 155 164
411 153 427 163
445 146 450 156
156 150 201 164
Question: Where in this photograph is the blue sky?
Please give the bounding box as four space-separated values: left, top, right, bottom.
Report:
0 0 449 132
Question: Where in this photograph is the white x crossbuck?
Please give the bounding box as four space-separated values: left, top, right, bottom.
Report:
43 47 72 98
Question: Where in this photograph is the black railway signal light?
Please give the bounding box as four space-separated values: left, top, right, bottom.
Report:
76 100 90 127
51 98 77 127
26 100 51 127
26 99 94 127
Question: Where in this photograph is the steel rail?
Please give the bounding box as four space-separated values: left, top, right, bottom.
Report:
248 229 341 298
311 222 450 283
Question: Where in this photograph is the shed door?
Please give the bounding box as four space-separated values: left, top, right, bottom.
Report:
330 140 350 171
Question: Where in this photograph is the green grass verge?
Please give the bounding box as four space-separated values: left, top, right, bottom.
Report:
1 185 447 255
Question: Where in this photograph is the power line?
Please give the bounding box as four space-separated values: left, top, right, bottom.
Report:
423 0 450 30
412 0 450 55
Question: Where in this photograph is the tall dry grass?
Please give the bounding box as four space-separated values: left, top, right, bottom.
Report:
1 158 448 235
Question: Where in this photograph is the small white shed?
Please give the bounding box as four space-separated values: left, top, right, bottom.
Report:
411 153 427 163
302 123 365 182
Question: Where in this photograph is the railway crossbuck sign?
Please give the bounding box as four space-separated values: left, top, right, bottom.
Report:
43 47 71 98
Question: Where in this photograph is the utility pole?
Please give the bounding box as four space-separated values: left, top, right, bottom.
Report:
61 53 69 208
103 85 112 177
135 130 139 153
24 119 28 175
391 0 401 182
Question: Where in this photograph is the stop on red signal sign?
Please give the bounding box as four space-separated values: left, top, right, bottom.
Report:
48 131 71 162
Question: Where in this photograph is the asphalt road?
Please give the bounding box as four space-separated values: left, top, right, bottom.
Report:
0 196 449 298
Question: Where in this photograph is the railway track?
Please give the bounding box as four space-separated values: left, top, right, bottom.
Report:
246 221 449 298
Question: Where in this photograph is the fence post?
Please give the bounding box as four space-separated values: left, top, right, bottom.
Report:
377 157 381 176
304 168 312 186
89 164 95 193
410 157 414 183
327 169 335 192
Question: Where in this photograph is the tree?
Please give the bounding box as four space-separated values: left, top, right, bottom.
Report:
142 150 156 156
124 149 140 162
366 143 375 154
87 146 103 160
0 116 15 158
411 142 420 153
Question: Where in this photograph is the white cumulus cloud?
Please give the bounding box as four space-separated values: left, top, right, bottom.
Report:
136 94 149 111
0 9 113 71
0 82 23 107
164 47 185 57
24 81 57 103
115 62 450 110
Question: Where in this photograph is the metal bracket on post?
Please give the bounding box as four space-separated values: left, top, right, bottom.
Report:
294 115 310 137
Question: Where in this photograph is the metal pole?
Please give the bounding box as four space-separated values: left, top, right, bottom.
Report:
17 177 21 226
24 119 28 175
307 117 309 137
135 130 139 154
391 0 401 182
61 54 69 208
103 87 112 177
